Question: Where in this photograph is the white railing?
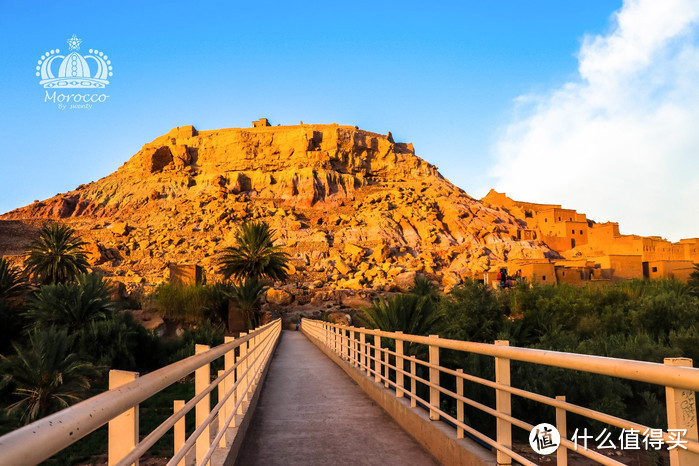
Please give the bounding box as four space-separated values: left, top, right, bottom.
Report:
302 318 699 466
0 318 282 466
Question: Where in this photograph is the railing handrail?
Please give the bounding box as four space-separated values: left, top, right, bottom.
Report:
165 323 278 466
0 318 280 466
302 318 699 466
315 320 699 391
115 319 279 466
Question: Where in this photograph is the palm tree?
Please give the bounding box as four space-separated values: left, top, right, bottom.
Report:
218 221 289 282
25 224 88 285
0 258 28 354
24 273 114 332
359 294 445 357
0 257 25 302
228 278 265 329
1 327 99 424
409 275 440 301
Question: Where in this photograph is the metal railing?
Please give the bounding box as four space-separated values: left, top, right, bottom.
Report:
0 318 282 466
302 318 699 466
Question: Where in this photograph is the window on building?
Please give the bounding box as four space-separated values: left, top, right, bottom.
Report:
542 275 546 281
652 267 658 273
580 230 583 234
558 217 561 221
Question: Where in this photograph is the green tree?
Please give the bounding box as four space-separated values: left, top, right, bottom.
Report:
24 273 114 332
1 327 99 424
218 221 289 282
228 278 265 329
442 279 504 343
688 264 699 297
25 224 88 285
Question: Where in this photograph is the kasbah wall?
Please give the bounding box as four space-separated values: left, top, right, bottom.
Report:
481 190 698 286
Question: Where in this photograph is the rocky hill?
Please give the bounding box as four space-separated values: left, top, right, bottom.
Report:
0 121 555 296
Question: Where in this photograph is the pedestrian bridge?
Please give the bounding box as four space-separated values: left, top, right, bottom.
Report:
1 318 699 465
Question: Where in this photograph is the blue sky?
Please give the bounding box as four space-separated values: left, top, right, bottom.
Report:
2 1 697 241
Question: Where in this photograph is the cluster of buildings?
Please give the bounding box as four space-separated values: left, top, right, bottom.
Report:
482 190 698 286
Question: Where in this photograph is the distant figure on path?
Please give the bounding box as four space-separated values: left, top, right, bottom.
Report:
296 318 301 331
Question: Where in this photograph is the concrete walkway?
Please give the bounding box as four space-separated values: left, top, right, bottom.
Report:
237 330 438 465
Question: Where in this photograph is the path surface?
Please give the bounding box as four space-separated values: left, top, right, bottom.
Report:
237 330 438 465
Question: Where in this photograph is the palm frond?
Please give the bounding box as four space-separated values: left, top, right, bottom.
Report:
218 221 290 282
24 224 88 285
1 327 99 423
0 258 26 301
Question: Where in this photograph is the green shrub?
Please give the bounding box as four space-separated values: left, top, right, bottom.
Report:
151 282 230 325
166 321 225 365
423 278 699 440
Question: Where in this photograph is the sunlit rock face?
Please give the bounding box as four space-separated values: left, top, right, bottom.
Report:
0 121 553 291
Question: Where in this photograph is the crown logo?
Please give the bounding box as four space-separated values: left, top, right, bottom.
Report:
36 35 113 89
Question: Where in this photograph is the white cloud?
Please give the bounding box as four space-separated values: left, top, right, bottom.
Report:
492 0 699 242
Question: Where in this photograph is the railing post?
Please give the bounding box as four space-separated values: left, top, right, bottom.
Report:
457 369 464 439
556 395 567 466
218 370 227 448
495 340 512 466
384 348 390 388
428 335 440 421
410 356 417 408
224 336 236 428
665 357 698 466
341 327 347 360
335 326 340 355
173 400 185 466
360 332 366 372
252 330 259 385
195 344 211 466
334 326 338 354
396 332 404 398
374 332 382 383
253 328 259 386
237 332 247 411
350 330 356 366
108 370 139 466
